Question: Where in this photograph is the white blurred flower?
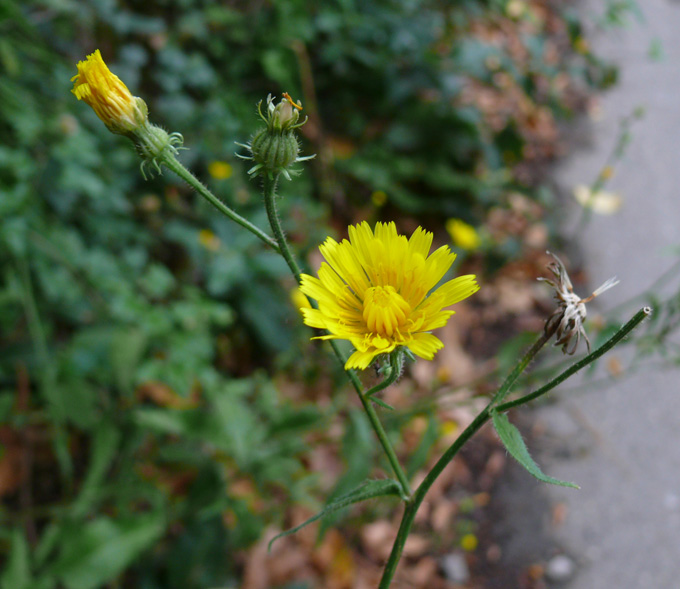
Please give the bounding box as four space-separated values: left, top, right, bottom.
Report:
573 184 622 215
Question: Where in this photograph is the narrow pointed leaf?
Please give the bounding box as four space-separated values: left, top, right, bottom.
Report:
268 479 403 551
369 396 395 411
492 411 579 489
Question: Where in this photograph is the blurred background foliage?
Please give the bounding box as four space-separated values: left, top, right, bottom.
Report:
1 0 618 587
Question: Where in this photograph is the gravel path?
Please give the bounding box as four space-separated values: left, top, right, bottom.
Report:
529 1 680 586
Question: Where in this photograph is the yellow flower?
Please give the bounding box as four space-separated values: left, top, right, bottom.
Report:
461 533 478 552
71 49 147 134
208 161 233 180
299 221 479 370
371 190 388 207
446 218 481 251
198 229 220 251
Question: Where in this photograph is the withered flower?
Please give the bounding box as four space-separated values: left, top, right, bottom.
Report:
539 252 619 354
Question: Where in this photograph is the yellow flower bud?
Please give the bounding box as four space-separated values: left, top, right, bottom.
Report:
71 49 148 135
208 161 233 180
72 49 185 178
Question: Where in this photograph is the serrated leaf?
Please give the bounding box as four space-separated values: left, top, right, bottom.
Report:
317 410 376 539
492 411 579 489
268 479 403 551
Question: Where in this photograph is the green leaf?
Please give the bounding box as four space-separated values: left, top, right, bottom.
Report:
110 327 148 395
71 423 121 518
1 528 32 589
0 393 14 422
268 479 403 551
46 379 99 430
317 410 376 539
49 514 165 589
369 396 394 411
492 411 579 489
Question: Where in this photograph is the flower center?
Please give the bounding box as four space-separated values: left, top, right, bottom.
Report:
363 285 411 337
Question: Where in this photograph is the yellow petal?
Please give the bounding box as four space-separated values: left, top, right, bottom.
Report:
407 333 444 360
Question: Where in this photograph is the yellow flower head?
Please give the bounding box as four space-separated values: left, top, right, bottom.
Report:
299 221 480 370
446 218 481 251
71 49 147 134
208 161 233 180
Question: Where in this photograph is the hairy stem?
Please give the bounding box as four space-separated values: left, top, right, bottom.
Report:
163 154 280 253
261 174 412 497
496 307 651 412
379 307 649 586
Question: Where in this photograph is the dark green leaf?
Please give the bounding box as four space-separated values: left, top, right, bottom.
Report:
1 528 32 589
49 514 165 589
268 479 403 551
71 424 121 518
492 411 579 489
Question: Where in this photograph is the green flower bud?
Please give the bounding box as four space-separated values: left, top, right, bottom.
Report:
236 93 315 180
250 126 300 173
131 122 185 179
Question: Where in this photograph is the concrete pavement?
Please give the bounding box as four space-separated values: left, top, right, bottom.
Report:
533 0 680 586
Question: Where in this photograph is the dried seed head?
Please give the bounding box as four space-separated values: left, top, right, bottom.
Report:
539 252 619 354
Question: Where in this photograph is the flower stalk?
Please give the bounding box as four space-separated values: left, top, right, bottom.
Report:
163 155 280 253
71 50 281 252
71 57 652 586
261 171 412 497
378 306 650 587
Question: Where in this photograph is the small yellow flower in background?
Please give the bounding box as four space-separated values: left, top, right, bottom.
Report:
290 288 312 314
371 190 388 207
71 49 147 134
461 533 478 552
599 165 614 180
198 229 220 252
573 184 622 215
299 221 479 370
574 36 590 55
439 420 459 438
446 218 481 251
208 161 233 180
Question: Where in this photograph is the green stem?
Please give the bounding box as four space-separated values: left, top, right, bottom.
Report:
491 323 556 407
365 352 403 398
496 307 651 412
379 406 490 588
379 329 553 587
163 154 281 253
260 174 412 497
379 306 650 587
261 175 302 278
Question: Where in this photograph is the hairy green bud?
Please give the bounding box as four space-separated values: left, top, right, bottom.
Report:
236 93 315 180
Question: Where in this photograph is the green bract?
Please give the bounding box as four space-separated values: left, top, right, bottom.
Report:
237 94 315 180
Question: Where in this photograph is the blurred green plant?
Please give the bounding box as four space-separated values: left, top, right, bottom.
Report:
1 0 625 587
